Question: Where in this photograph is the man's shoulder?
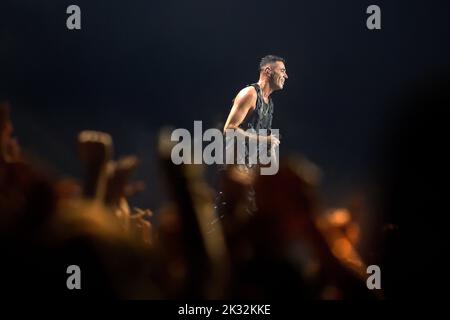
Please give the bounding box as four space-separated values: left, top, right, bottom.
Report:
236 85 258 101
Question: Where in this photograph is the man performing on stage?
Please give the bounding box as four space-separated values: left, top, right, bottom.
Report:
217 55 288 217
223 54 287 170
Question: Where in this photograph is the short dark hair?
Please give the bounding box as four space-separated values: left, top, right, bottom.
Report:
259 55 286 71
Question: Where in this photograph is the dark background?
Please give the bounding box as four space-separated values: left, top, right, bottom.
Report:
1 0 449 215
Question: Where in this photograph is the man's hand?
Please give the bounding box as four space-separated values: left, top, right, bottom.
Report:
269 134 280 148
259 134 280 148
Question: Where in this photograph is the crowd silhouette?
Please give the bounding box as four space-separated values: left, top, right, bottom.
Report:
2 93 422 299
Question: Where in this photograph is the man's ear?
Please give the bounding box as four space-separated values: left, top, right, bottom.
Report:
265 67 272 76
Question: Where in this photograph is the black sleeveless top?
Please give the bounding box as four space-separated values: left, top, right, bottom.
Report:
224 83 275 166
240 83 274 133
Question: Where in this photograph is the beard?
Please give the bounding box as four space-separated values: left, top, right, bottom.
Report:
270 75 284 90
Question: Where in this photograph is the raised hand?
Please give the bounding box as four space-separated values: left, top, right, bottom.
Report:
105 155 139 206
77 130 113 201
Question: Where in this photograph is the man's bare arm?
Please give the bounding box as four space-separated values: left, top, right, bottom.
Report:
223 87 256 131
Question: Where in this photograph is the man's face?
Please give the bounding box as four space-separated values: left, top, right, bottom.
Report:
269 61 288 90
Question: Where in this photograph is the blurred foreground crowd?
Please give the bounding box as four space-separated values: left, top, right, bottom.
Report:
1 101 385 300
